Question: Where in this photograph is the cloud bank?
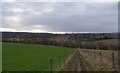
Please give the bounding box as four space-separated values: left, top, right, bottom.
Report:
1 2 118 33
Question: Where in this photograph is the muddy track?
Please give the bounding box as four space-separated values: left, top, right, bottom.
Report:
62 49 93 71
77 49 93 71
61 51 77 71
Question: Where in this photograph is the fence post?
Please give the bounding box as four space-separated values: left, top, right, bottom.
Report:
94 51 95 59
91 51 92 57
59 56 61 69
87 51 89 58
64 54 65 63
99 51 102 65
112 52 115 70
50 58 53 73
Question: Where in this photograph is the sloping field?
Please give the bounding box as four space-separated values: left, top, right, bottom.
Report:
2 42 74 71
81 39 118 46
78 48 118 71
95 39 118 46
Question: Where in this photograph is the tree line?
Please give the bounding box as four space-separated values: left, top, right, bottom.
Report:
2 32 118 50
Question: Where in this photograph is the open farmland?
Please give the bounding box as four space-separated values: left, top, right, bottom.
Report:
2 32 119 72
2 42 74 71
78 48 118 71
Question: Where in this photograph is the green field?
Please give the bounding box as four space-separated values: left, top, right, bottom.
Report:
2 42 74 71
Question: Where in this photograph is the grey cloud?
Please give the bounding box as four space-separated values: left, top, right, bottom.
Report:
2 2 118 33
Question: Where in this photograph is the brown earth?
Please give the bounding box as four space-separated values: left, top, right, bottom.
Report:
95 39 118 46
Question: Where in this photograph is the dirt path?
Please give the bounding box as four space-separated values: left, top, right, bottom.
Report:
61 50 77 71
54 48 94 71
61 48 93 71
59 51 76 71
78 48 94 71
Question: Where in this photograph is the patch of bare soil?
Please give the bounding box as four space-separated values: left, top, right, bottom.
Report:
61 49 93 71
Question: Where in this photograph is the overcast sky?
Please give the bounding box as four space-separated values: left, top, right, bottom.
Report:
1 1 118 33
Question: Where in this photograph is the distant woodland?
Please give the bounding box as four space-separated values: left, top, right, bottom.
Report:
2 32 119 50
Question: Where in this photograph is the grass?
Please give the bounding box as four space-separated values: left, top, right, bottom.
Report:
2 42 74 71
0 42 2 72
82 49 117 54
79 48 118 71
95 49 117 53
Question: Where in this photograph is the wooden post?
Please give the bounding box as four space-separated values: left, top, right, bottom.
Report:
90 51 92 57
112 52 115 70
50 58 53 73
64 54 65 63
62 55 64 65
94 51 95 59
99 52 102 65
59 56 61 69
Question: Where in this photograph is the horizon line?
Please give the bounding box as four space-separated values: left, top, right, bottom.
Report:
1 31 118 34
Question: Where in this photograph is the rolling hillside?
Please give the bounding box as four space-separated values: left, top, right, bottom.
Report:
2 42 74 71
